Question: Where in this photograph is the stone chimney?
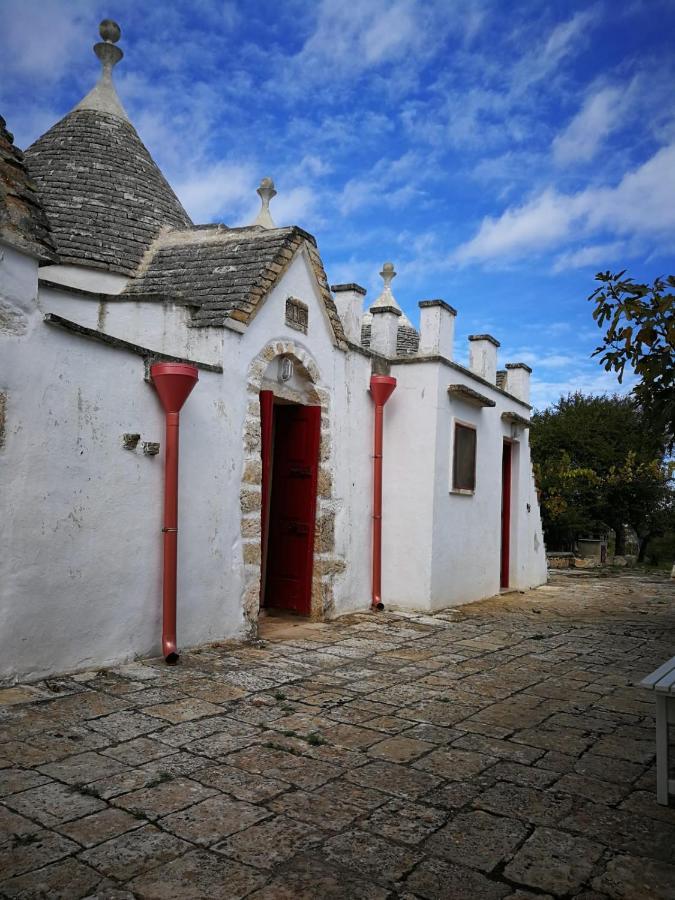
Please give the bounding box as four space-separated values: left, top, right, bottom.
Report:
331 283 366 344
505 362 532 404
468 334 500 383
418 299 456 358
370 306 401 356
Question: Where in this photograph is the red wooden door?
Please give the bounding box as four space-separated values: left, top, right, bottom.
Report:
259 391 274 608
500 440 512 589
264 404 321 614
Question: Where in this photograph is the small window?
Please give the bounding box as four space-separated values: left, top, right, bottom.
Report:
453 422 476 492
285 297 308 334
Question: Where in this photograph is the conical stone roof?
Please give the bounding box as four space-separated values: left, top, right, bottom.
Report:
23 20 192 276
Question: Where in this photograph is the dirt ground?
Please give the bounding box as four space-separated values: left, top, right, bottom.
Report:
1 568 674 899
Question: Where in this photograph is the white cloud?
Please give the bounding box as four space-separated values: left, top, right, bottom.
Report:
531 369 637 410
552 241 626 273
454 143 675 264
265 186 320 229
511 7 600 95
1 0 91 80
552 86 625 166
173 161 257 222
337 152 429 215
454 188 573 262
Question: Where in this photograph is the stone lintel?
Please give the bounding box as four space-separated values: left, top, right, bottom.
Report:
447 384 496 407
501 411 530 428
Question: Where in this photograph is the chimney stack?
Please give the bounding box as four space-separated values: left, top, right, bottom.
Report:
331 283 366 344
505 362 532 404
468 334 500 383
419 299 456 358
370 306 401 357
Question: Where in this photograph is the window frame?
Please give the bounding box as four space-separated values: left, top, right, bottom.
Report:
451 419 477 495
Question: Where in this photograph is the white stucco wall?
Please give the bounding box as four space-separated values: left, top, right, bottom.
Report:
382 356 547 612
0 237 547 682
1 243 246 681
40 285 224 369
40 264 130 295
380 362 437 607
429 363 547 608
0 241 375 681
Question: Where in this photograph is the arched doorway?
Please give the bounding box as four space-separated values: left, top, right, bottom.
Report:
239 340 344 634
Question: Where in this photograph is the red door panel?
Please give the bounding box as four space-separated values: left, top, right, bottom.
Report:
259 391 274 607
501 441 512 589
264 404 321 614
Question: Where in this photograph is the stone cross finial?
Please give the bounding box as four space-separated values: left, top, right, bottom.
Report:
253 177 277 228
73 19 128 120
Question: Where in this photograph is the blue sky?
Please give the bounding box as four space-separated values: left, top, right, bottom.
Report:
2 0 674 408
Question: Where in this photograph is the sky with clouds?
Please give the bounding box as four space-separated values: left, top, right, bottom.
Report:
2 0 674 408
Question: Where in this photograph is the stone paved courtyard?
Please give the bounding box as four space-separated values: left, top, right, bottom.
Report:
1 569 675 899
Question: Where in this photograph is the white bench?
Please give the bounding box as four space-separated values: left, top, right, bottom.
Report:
640 657 675 805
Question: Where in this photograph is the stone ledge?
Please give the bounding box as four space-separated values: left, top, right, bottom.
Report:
501 411 530 428
447 384 496 408
43 313 223 373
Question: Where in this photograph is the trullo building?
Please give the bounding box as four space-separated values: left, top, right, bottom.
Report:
0 20 546 682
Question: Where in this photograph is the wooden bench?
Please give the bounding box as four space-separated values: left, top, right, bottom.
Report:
640 657 675 805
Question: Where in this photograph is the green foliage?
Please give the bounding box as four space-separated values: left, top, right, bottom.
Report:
531 392 673 552
589 271 675 447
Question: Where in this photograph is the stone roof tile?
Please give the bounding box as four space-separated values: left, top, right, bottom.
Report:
0 115 58 262
24 109 192 275
123 224 347 345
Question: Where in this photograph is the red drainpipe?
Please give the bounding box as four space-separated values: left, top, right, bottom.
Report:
369 374 397 610
151 362 198 664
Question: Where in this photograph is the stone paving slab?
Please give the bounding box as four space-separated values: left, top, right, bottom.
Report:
1 569 674 898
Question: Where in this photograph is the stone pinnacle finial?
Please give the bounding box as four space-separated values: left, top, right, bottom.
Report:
99 19 121 42
381 262 396 291
372 261 398 308
367 260 412 326
94 18 123 70
253 177 277 229
72 18 128 120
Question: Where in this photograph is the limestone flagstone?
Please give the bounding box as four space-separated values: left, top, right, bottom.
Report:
0 569 674 898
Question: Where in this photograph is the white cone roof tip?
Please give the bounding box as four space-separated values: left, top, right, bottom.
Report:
364 261 413 327
73 19 129 121
253 177 277 228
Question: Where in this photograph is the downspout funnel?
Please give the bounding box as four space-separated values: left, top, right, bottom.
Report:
369 374 397 611
151 363 198 664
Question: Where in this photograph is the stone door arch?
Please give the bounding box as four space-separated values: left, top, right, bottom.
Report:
239 340 344 634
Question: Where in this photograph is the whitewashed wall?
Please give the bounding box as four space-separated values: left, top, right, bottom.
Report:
0 244 244 681
0 241 374 682
382 356 547 611
1 237 546 682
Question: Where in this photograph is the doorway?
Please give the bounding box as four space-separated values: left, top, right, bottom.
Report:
260 392 321 615
500 440 512 589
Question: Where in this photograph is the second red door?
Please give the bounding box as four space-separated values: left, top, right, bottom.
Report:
263 402 321 615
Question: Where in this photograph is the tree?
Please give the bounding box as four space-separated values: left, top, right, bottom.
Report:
530 393 673 555
589 271 675 448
